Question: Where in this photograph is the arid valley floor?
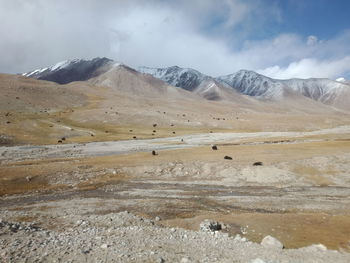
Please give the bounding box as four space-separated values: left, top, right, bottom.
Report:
1 69 350 262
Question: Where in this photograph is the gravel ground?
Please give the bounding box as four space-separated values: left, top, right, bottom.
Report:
1 211 349 263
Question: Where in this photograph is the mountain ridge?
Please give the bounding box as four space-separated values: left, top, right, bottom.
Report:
22 57 350 111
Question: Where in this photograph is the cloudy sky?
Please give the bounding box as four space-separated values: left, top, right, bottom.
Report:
1 0 350 79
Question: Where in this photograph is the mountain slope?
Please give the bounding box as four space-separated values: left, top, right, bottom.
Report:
23 57 114 84
22 58 350 111
138 66 254 103
217 70 285 99
89 64 198 99
217 70 350 110
138 66 207 92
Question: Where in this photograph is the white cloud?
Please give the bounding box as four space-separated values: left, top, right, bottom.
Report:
258 56 350 79
0 0 349 80
336 77 346 82
307 35 319 46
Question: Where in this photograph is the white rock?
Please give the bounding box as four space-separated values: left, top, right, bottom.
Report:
181 257 192 263
234 234 242 242
251 259 266 263
100 244 108 249
261 235 284 249
305 244 327 251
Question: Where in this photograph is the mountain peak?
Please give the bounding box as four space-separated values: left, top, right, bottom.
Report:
138 65 207 91
22 57 114 84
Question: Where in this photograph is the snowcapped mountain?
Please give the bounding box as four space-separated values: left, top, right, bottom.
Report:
140 66 350 110
138 66 247 101
217 70 285 99
217 70 350 104
138 66 208 92
22 57 350 110
23 57 114 84
281 78 348 104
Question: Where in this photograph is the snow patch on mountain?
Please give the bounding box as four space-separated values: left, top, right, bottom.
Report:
139 66 208 91
217 70 350 102
217 70 285 99
22 57 114 84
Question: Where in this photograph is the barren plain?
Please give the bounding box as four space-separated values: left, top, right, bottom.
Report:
1 73 350 262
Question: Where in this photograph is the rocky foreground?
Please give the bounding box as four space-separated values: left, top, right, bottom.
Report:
1 211 349 263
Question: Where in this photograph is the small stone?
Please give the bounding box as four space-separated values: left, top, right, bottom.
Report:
261 235 284 249
199 220 222 232
251 259 266 263
100 244 108 249
82 248 91 254
181 257 192 263
155 216 161 221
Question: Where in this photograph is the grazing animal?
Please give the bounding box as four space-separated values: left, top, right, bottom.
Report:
253 162 263 166
152 150 158 156
133 136 137 139
57 140 63 143
224 156 232 160
153 124 157 127
212 145 218 150
61 137 66 141
172 131 176 134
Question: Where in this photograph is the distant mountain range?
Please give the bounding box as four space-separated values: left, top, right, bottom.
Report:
23 57 350 111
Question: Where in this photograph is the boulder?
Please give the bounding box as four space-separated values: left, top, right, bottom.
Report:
261 235 284 249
